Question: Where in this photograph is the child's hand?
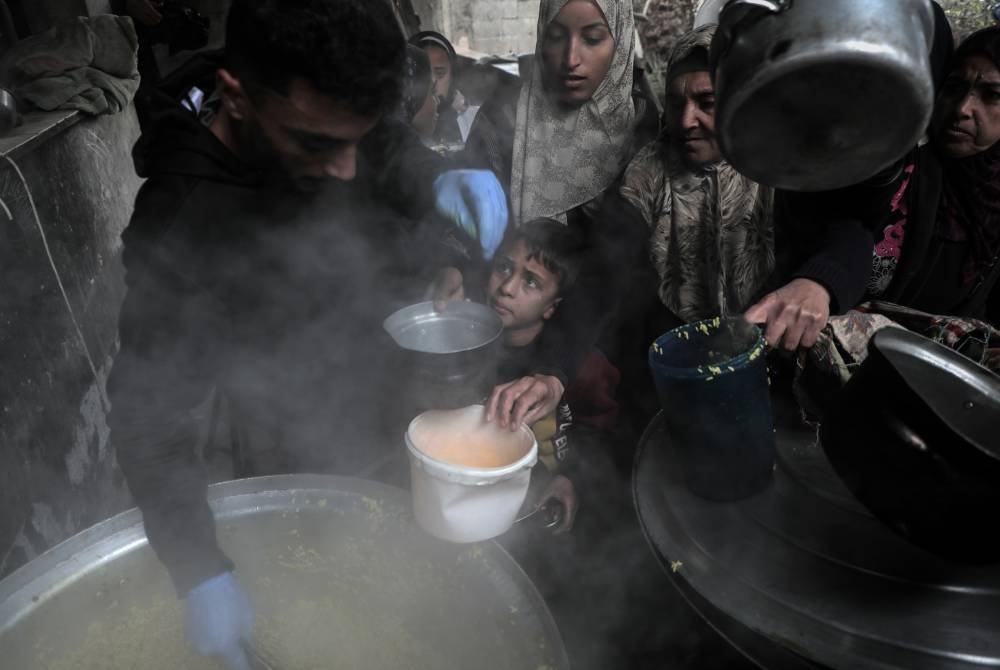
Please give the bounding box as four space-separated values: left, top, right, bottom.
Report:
486 374 564 431
538 475 577 534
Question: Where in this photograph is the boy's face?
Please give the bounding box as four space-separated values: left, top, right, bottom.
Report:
487 239 562 337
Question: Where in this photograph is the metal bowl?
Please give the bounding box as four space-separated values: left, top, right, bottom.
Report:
384 302 503 408
383 301 502 355
0 475 568 670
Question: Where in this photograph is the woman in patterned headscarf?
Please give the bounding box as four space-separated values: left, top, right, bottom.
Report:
618 24 774 325
463 0 657 226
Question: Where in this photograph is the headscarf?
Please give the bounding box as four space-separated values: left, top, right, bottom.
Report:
509 0 636 225
936 26 1000 289
409 30 457 104
620 24 774 322
399 44 432 122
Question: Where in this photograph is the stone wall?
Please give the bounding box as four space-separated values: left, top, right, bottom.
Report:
0 108 142 578
414 0 539 56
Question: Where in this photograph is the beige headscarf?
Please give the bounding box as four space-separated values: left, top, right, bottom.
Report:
620 24 774 322
510 0 636 225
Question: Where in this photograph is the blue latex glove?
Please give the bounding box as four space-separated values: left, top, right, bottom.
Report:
184 572 254 670
433 169 509 260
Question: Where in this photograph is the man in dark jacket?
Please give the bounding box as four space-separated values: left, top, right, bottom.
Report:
106 1 507 667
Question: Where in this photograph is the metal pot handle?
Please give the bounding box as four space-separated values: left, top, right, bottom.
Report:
514 499 564 531
712 0 793 72
724 0 790 12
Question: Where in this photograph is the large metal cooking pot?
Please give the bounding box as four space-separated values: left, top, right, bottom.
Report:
0 475 569 670
634 394 1000 669
821 328 1000 564
711 0 937 191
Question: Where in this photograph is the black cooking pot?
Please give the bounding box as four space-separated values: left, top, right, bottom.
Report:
820 328 1000 564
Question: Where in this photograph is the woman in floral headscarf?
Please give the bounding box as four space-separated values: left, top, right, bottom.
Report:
788 26 1000 416
885 25 1000 320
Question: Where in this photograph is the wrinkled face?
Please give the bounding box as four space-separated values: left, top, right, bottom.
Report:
425 45 453 102
540 0 616 108
665 70 720 168
233 76 380 191
487 239 562 335
933 54 1000 159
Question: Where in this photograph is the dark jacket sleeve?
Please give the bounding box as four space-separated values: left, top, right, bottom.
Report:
782 214 874 314
107 177 233 596
770 192 877 314
458 80 519 191
769 159 920 313
530 193 652 384
360 117 450 220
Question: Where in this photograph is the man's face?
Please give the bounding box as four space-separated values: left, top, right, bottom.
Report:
540 0 616 108
933 54 1000 159
487 239 562 335
425 45 452 103
665 70 721 168
231 76 380 191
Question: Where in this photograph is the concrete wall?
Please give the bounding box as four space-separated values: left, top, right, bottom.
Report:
448 0 538 56
0 109 142 578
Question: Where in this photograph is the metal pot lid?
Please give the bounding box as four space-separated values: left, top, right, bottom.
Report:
0 475 568 670
633 396 1000 670
869 328 1000 461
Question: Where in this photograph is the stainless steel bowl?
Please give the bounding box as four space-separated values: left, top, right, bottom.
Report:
384 301 504 409
383 301 502 354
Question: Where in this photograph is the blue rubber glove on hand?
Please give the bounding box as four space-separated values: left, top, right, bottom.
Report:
185 572 254 670
433 169 509 260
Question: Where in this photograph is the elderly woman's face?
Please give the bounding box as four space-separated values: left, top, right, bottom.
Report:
540 0 616 108
934 54 1000 159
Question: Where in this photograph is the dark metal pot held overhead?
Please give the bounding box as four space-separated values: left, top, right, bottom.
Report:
711 0 937 191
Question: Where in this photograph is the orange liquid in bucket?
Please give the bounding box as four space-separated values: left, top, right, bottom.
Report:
409 408 532 469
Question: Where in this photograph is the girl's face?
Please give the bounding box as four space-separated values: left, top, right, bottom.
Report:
425 45 453 102
540 0 616 108
933 54 1000 159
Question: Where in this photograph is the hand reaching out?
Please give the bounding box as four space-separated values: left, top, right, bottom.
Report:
744 278 831 351
486 374 564 431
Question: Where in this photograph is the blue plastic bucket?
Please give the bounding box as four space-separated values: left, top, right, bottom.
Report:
649 316 775 500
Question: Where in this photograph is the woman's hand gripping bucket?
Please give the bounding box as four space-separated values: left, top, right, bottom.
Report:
649 316 775 500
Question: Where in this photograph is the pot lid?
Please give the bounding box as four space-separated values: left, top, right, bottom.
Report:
869 328 1000 462
633 396 1000 669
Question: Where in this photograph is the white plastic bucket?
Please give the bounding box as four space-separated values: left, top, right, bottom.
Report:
405 405 537 543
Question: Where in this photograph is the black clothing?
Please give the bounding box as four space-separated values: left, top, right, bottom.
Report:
771 145 1000 324
107 104 451 594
